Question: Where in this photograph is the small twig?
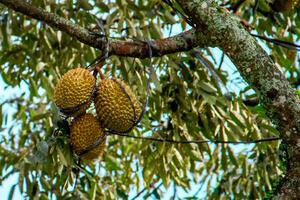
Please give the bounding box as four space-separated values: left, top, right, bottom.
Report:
143 182 163 199
131 182 156 200
131 187 147 200
251 33 300 51
109 132 281 145
172 183 177 200
218 52 225 70
0 169 15 182
72 159 81 192
193 182 204 196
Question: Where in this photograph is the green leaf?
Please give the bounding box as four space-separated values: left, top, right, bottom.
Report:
173 149 184 169
89 180 97 200
105 155 121 170
41 76 53 98
229 111 245 128
161 156 170 187
31 112 50 121
258 0 271 12
201 92 217 105
143 167 154 184
163 11 177 24
227 147 239 167
150 22 162 39
56 142 72 167
40 177 51 191
8 183 17 200
78 0 93 10
199 81 217 93
97 2 110 13
116 188 128 199
250 105 268 118
189 149 202 161
39 193 49 200
221 146 227 171
0 19 10 49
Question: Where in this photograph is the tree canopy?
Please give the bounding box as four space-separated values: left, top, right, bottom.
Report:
0 0 300 199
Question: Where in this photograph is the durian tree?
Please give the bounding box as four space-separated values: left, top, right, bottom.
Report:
1 0 300 199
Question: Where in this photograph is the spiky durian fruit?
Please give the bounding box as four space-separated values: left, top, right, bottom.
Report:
70 113 106 160
94 79 141 133
54 68 95 116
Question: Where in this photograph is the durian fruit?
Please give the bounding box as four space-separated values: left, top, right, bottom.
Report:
70 113 106 160
94 79 141 133
54 68 95 116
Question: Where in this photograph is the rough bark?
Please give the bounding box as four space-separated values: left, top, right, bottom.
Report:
0 0 207 58
176 0 300 198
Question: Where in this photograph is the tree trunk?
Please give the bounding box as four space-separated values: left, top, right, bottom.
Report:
176 0 300 198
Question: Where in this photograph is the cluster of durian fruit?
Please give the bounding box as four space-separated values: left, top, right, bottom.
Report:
53 68 141 160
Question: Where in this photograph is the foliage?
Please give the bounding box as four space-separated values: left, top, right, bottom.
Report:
1 0 298 199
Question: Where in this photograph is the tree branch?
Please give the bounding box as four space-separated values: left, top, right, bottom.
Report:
176 0 300 198
0 0 104 48
0 0 204 58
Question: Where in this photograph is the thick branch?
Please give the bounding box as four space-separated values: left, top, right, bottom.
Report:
176 0 300 198
109 29 199 58
0 0 204 58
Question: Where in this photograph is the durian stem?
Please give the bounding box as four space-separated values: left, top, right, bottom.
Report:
98 69 106 80
91 65 105 80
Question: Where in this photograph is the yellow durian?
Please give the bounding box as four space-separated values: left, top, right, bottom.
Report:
54 67 95 116
70 113 106 160
94 79 141 133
